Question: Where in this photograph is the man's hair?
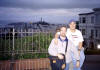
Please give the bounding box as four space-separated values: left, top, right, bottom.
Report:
60 25 67 30
56 27 60 32
69 19 76 24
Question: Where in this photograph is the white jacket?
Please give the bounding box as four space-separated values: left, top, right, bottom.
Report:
48 38 80 63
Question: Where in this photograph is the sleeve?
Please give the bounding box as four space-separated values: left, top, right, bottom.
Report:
66 29 70 38
70 41 80 60
48 39 58 56
78 31 84 42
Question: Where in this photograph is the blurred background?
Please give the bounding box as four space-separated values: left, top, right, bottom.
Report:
0 0 100 70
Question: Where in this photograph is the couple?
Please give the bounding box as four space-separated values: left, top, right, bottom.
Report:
48 20 85 70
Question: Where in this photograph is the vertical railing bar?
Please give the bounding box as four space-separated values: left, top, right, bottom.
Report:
12 28 15 51
4 28 6 56
25 29 26 52
36 30 38 52
10 27 15 70
21 29 22 54
39 31 40 52
32 28 33 52
9 29 10 56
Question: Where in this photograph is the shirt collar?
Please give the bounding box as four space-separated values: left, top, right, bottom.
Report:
58 36 68 42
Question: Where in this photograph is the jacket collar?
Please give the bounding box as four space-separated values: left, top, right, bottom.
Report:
58 36 68 42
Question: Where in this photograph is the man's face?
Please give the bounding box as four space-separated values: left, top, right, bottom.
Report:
60 27 66 37
69 22 76 30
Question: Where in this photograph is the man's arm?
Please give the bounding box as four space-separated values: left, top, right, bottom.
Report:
79 42 83 49
54 33 59 45
78 42 83 55
71 44 80 61
70 41 80 68
48 39 64 59
78 31 84 54
48 39 58 56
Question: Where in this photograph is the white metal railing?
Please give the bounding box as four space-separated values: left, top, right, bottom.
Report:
0 27 54 70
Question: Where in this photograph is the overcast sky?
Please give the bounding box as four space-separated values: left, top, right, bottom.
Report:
0 0 100 24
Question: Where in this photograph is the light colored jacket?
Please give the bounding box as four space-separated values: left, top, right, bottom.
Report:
48 38 80 63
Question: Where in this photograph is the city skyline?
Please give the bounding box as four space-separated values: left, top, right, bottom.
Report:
0 0 100 24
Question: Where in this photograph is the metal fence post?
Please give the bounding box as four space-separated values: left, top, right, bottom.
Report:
10 27 15 70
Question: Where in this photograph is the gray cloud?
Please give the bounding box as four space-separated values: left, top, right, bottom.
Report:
0 0 100 9
0 0 100 23
0 7 92 23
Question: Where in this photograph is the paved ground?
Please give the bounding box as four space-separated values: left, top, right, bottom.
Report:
82 55 100 70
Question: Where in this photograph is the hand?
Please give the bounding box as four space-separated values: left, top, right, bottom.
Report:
76 61 80 68
62 64 66 69
78 51 80 56
54 38 58 45
57 54 64 59
55 33 59 38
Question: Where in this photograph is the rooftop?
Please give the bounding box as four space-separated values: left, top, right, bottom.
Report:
93 8 100 11
79 8 100 15
79 12 94 15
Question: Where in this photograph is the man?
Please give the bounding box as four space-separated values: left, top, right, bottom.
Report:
66 20 85 70
48 26 80 70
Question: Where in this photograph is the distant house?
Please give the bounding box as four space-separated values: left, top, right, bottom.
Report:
0 18 68 39
0 25 15 39
0 20 63 38
79 8 100 49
